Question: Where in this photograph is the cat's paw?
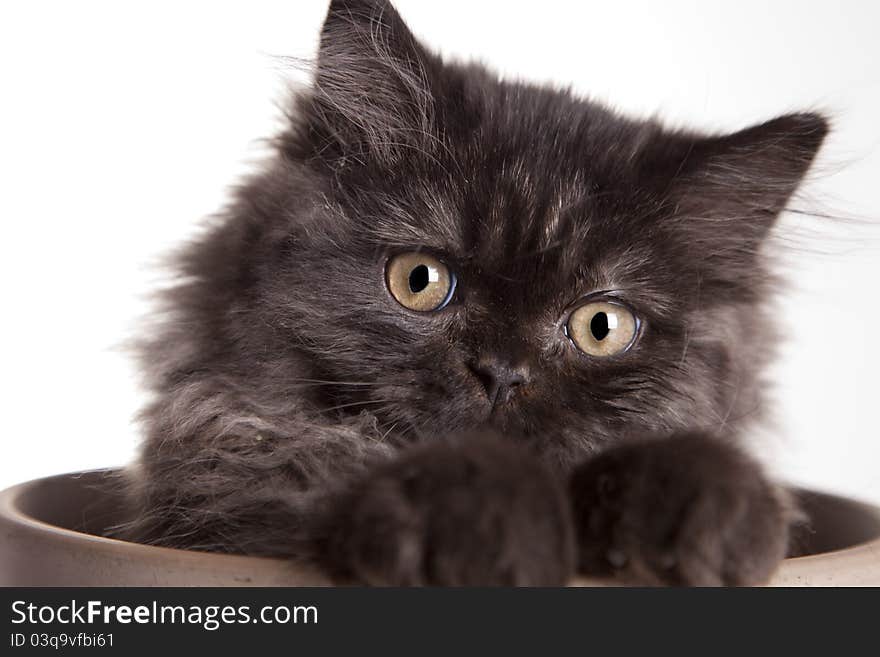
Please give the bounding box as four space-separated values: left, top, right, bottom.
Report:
569 434 791 586
320 436 575 586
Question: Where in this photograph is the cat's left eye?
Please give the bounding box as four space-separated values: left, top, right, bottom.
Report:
565 300 639 357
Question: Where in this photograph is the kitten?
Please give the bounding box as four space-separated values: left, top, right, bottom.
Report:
121 0 827 585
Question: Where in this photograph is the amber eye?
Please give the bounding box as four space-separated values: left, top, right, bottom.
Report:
566 300 639 357
385 252 455 312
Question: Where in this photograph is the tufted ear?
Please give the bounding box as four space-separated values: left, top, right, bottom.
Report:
669 113 829 238
653 113 829 276
306 0 440 165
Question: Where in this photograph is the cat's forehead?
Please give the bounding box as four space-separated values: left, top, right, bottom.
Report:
356 87 680 309
374 159 665 310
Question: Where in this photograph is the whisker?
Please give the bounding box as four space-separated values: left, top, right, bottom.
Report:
318 399 398 414
288 378 387 387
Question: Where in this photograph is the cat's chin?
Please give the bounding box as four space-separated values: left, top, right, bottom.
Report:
406 405 526 441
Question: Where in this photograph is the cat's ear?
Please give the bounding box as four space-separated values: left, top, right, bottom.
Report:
306 0 438 164
661 112 828 255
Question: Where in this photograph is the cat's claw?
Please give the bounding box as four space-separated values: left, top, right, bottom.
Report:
570 434 791 586
320 436 576 586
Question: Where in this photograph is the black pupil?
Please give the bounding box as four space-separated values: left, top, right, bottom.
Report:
590 312 610 341
409 264 430 293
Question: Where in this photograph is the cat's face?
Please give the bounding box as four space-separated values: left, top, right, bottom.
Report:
227 0 826 464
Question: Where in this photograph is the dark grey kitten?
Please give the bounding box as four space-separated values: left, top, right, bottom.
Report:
121 0 827 585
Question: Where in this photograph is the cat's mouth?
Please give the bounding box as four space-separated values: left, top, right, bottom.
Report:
472 392 529 432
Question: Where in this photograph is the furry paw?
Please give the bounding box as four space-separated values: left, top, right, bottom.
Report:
320 436 575 586
569 434 791 586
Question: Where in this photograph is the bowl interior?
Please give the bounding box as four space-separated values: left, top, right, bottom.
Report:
14 470 125 538
787 488 880 556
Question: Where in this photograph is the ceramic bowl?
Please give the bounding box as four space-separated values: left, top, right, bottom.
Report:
2 470 878 586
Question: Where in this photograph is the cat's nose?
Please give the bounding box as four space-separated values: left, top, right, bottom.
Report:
467 357 530 407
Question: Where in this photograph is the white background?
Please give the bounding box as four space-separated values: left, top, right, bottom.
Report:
1 1 878 502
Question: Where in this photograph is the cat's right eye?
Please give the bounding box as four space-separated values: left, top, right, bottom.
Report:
385 252 456 312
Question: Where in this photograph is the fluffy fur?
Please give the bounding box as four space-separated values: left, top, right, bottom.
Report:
120 0 827 585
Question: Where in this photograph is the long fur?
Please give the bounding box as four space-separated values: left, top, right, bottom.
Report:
117 0 827 583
